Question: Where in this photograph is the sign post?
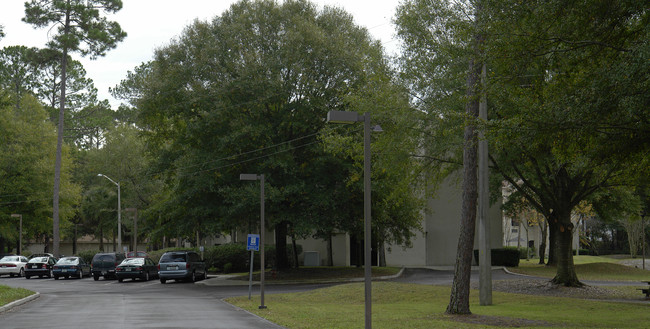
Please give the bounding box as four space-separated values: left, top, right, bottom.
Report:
247 234 260 300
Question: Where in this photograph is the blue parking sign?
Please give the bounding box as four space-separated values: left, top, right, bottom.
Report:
247 234 260 251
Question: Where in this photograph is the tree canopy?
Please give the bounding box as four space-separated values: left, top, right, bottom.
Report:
114 0 423 269
395 0 650 312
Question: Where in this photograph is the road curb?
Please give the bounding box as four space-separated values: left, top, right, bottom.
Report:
196 267 406 286
0 292 40 313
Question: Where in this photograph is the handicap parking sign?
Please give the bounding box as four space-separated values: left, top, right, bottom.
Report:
247 234 260 251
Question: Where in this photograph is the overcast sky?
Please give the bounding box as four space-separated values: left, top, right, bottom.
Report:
0 0 402 107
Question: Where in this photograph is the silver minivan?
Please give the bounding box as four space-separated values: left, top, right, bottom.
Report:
158 251 206 283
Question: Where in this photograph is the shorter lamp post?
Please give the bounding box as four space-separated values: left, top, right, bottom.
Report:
240 173 266 309
98 174 121 252
11 214 22 255
326 110 381 329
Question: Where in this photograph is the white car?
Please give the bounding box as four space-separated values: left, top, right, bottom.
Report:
0 255 29 277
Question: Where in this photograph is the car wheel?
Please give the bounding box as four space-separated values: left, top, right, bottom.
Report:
10 273 14 278
191 271 196 282
93 274 99 281
54 276 59 280
144 271 149 281
48 269 53 278
160 278 166 284
19 268 24 277
78 271 84 279
118 278 123 283
25 275 30 279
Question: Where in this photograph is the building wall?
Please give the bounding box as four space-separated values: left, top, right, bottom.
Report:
296 232 349 266
385 175 503 267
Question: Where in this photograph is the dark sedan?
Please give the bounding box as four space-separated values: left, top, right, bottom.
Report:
53 257 91 280
25 255 58 279
115 257 158 282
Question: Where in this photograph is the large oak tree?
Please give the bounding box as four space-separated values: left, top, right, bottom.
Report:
116 0 422 269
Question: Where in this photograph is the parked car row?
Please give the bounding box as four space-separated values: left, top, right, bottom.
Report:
0 250 207 284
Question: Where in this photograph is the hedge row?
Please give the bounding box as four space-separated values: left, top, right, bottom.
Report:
76 243 302 274
474 247 520 267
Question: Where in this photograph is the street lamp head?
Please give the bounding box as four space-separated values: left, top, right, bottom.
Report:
240 174 259 181
327 110 361 124
11 214 21 218
97 174 103 177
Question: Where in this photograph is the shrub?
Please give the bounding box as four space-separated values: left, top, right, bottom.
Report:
78 249 100 265
474 247 520 267
572 249 591 256
205 244 249 273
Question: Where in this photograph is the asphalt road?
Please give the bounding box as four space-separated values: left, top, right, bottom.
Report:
0 275 328 329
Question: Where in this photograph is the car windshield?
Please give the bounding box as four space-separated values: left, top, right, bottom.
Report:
57 257 78 265
121 258 144 265
28 257 48 263
96 255 115 262
0 256 19 262
160 253 186 262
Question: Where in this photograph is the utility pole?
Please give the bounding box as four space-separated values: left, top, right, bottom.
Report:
478 62 492 306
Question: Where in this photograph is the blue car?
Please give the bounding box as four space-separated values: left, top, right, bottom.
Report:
53 257 91 280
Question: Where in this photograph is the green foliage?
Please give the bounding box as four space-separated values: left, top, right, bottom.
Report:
396 0 649 286
77 249 99 264
114 0 423 268
0 94 80 244
205 244 249 273
23 0 126 59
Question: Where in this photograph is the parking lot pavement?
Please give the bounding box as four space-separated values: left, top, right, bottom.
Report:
0 276 286 329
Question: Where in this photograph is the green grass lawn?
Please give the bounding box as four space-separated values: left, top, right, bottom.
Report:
0 285 33 307
511 256 650 281
228 257 650 328
228 281 650 329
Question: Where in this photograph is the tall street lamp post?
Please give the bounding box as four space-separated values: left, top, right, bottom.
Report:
11 214 22 255
240 173 266 309
327 110 381 329
98 174 121 253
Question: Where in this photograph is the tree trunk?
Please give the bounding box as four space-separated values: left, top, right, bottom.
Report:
327 235 333 266
99 226 104 252
538 221 547 264
275 221 290 270
547 220 557 266
52 10 71 257
446 24 482 314
550 216 582 287
44 235 50 253
379 242 386 267
291 233 299 269
72 224 77 255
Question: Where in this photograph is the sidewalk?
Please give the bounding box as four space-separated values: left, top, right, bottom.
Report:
196 267 407 287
